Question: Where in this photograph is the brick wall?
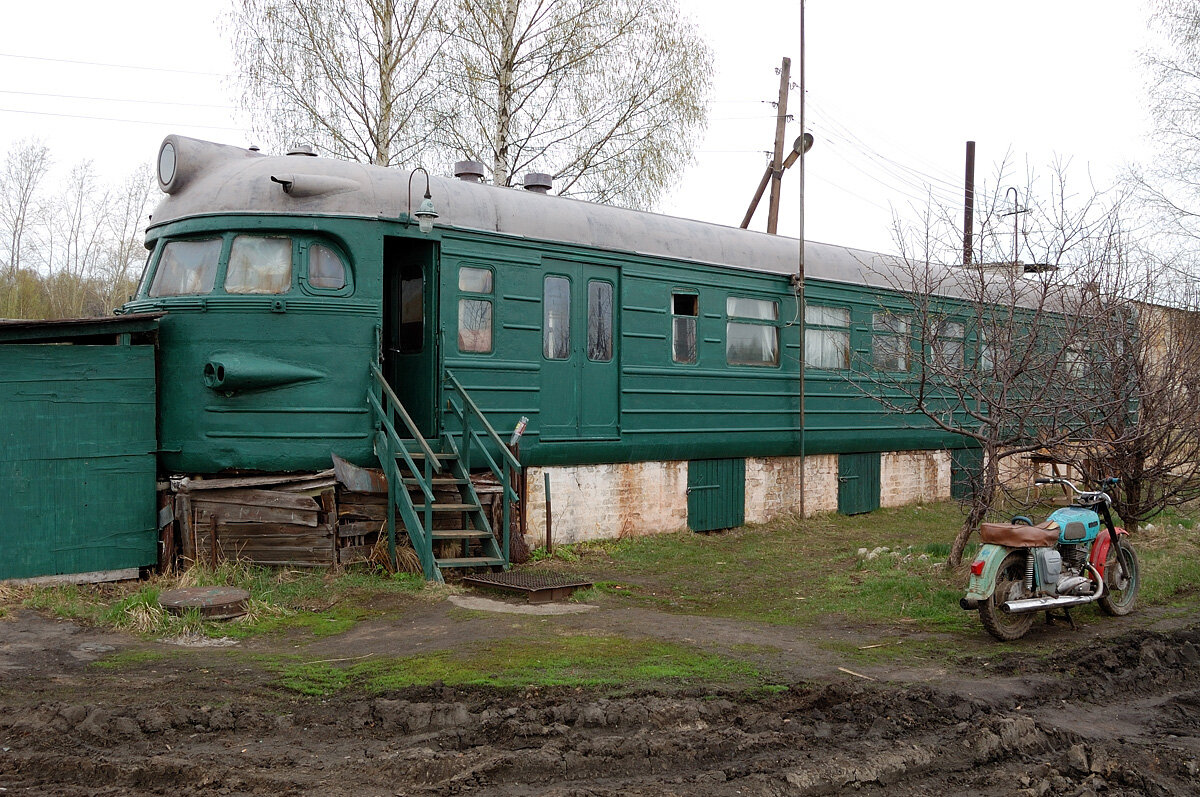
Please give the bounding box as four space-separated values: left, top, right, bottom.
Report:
519 450 947 549
879 450 951 507
524 461 688 545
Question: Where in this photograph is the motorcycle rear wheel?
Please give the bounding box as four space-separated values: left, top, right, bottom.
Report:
979 551 1036 641
1098 538 1139 616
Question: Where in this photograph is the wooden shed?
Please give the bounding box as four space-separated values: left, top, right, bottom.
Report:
0 314 162 582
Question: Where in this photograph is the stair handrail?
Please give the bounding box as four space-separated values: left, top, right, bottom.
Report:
443 369 521 497
370 363 442 472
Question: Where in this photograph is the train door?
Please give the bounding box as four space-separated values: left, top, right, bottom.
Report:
383 237 439 438
540 260 619 440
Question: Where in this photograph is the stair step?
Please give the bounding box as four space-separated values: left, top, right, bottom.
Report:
404 450 458 460
435 556 506 568
431 529 493 540
414 503 481 512
402 477 467 486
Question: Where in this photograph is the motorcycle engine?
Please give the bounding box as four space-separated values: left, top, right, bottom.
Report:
1033 547 1061 594
1054 543 1096 596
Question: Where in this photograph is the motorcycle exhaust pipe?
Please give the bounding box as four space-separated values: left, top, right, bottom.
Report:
1001 565 1105 614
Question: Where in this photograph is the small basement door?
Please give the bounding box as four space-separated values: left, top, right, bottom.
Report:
687 458 746 531
837 452 881 515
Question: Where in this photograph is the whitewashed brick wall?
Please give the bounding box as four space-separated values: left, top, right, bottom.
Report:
879 450 951 507
518 450 945 548
803 454 839 515
524 461 688 545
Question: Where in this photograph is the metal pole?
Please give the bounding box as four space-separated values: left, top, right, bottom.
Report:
544 472 553 554
767 57 792 235
797 3 806 518
963 141 975 266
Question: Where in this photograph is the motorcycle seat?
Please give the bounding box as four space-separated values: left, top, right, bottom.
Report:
979 521 1060 548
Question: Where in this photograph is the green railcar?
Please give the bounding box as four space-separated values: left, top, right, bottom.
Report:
123 135 961 474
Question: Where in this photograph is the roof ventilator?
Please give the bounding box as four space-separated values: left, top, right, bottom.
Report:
523 172 553 194
453 160 486 182
287 144 317 157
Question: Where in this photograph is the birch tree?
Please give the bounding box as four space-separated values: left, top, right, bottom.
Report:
229 0 447 166
226 0 712 208
434 0 712 207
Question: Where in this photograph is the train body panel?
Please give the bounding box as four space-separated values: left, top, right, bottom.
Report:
125 136 968 479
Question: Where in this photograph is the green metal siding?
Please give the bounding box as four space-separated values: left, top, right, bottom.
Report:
124 213 972 476
0 345 158 580
687 458 746 531
838 452 881 515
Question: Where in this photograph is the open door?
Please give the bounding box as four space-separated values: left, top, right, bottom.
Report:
383 237 439 438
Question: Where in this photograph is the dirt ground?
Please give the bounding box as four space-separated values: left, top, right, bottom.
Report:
2 592 1200 796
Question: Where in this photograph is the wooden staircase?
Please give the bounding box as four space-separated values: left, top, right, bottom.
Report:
368 364 519 582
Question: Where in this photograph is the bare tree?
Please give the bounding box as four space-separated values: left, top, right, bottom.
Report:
433 0 712 207
229 0 447 166
858 164 1135 567
0 143 155 320
1049 263 1200 533
226 0 712 209
0 141 51 316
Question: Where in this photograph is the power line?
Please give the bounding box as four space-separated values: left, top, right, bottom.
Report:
0 107 247 133
0 51 229 78
0 89 237 110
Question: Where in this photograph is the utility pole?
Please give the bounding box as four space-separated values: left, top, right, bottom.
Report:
767 57 792 234
963 141 975 266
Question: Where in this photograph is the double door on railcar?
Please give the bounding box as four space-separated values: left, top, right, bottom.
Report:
539 259 619 441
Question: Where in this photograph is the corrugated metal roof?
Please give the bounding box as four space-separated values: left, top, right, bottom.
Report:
0 313 164 344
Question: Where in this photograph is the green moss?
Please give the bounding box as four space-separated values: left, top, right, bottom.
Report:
91 650 172 670
273 634 761 696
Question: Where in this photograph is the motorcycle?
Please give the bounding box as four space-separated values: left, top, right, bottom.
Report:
960 477 1140 641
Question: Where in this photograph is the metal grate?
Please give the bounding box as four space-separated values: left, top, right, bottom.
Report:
463 571 593 603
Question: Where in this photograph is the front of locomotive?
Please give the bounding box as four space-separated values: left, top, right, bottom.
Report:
122 136 383 474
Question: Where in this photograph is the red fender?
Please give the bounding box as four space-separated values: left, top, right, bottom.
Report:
1089 527 1129 578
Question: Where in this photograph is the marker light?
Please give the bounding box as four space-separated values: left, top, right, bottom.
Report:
970 560 986 577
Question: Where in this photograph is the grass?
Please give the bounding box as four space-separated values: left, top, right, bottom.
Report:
525 503 976 631
272 633 761 696
4 562 429 641
91 650 173 670
522 500 1200 636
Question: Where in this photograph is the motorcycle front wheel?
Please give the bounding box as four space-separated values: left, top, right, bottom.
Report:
979 551 1036 641
1099 538 1140 616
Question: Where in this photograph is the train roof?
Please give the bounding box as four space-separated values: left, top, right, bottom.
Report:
150 135 908 289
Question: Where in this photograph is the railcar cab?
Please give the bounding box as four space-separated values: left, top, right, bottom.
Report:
123 218 389 474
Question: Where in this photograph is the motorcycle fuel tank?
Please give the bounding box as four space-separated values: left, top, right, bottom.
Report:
1046 507 1101 544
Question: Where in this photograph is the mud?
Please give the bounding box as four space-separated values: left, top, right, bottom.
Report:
2 611 1199 795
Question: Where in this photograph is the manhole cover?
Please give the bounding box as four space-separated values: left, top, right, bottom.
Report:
463 572 593 603
158 586 250 620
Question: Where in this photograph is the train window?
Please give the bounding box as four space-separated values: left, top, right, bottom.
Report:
458 266 493 293
873 312 910 371
804 304 850 369
225 235 292 294
148 238 221 297
308 244 346 290
543 276 571 359
456 265 493 354
672 292 698 364
726 297 777 321
587 281 613 362
931 320 964 371
726 296 779 366
458 299 493 353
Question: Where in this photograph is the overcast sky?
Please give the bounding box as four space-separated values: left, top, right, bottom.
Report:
0 1 1155 255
